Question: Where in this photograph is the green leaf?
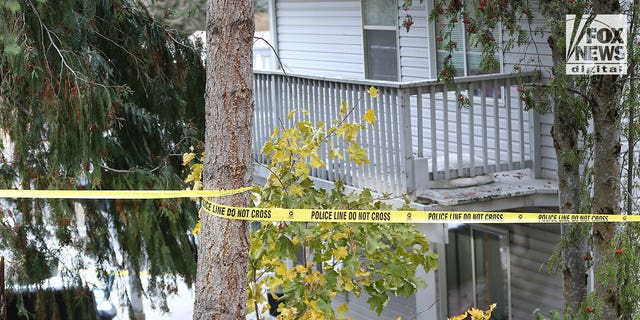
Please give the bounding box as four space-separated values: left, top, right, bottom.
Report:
275 235 296 259
316 298 334 316
325 268 338 287
366 293 389 315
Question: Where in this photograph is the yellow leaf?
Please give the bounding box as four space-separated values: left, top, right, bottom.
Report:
363 109 376 126
367 86 379 98
333 246 349 259
277 306 298 319
288 109 296 120
260 141 274 155
182 152 196 166
346 143 370 165
355 267 371 278
329 149 344 160
341 123 362 142
337 303 349 318
331 232 348 240
447 312 467 320
343 279 355 291
309 156 326 168
340 100 348 116
395 317 402 320
191 221 200 235
468 308 484 319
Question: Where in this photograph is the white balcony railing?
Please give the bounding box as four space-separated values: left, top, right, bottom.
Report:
253 71 538 196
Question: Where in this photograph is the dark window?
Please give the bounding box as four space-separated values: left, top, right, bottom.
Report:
446 224 510 319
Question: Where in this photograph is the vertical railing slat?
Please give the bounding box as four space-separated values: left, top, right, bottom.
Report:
383 88 394 193
481 80 488 173
519 82 526 169
429 86 438 180
468 82 476 177
416 87 424 158
456 89 463 177
442 85 450 180
505 78 513 170
391 88 404 194
493 79 501 172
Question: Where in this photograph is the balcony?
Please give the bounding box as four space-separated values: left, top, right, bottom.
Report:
252 70 540 197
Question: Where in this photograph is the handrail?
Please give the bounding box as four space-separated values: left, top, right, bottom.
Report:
252 69 537 89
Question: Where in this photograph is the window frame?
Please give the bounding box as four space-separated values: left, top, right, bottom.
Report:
361 0 400 81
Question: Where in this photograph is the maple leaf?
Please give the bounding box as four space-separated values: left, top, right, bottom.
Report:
367 86 379 98
363 109 376 126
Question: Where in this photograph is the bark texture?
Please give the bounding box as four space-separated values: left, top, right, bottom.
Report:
541 0 587 311
193 1 254 319
590 2 623 318
1 256 5 320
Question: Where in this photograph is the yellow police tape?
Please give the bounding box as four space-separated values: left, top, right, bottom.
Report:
0 187 253 199
200 198 640 224
0 188 637 224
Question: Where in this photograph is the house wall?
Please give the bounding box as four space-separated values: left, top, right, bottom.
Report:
274 0 365 78
273 0 431 80
500 0 557 180
273 0 558 180
398 0 431 81
508 223 565 318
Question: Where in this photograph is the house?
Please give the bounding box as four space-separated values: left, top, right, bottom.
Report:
250 0 567 319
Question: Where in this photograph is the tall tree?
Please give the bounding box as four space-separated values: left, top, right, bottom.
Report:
193 0 254 319
539 0 588 312
0 0 205 315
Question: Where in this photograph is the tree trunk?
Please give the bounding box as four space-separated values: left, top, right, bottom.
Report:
589 0 623 317
193 0 254 319
591 74 623 319
542 0 587 311
129 263 145 320
1 256 5 320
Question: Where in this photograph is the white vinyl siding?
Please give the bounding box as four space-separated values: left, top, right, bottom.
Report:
275 0 365 79
508 224 564 318
398 0 430 81
501 4 553 73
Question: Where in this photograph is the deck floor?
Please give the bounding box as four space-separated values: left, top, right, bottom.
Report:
416 169 558 207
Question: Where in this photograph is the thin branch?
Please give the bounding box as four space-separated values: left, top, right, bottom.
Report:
253 36 289 76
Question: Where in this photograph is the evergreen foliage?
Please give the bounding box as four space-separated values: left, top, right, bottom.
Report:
0 0 205 313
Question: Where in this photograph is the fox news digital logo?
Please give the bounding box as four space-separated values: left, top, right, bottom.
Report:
566 14 627 75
